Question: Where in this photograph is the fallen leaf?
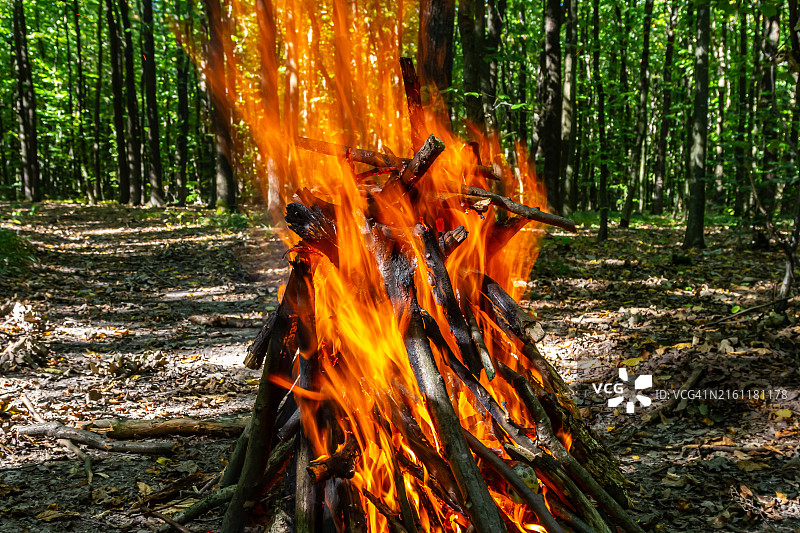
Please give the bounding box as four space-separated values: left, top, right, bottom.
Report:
737 460 770 472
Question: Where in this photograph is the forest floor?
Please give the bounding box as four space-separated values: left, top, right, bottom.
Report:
0 202 799 533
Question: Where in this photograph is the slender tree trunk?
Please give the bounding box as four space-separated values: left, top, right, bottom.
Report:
417 0 455 129
482 0 504 138
561 0 578 215
683 0 710 249
757 4 781 220
175 48 189 206
457 0 486 135
733 10 748 217
12 0 41 202
593 0 609 240
142 0 165 206
93 0 105 201
120 0 142 205
652 0 677 215
713 21 727 205
0 111 9 195
620 0 654 227
106 0 129 203
73 0 95 203
536 0 562 214
516 8 528 146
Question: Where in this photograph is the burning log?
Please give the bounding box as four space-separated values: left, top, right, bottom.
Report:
306 437 359 484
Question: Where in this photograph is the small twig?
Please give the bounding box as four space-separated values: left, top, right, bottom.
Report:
145 508 194 533
17 421 175 455
641 365 706 426
701 298 791 328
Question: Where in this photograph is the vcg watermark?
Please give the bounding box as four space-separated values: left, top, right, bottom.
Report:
592 368 652 414
593 367 789 414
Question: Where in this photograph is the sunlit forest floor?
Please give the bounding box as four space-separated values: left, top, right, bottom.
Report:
1 202 799 532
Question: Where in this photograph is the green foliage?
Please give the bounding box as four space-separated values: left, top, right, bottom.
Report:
0 228 36 277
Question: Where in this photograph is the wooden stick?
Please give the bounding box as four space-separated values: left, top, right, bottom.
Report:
17 420 174 455
145 509 194 533
100 415 249 439
382 247 508 533
445 181 577 232
361 489 410 533
155 485 236 533
461 430 564 533
417 224 483 377
286 202 339 267
243 310 277 369
306 438 360 484
381 135 446 198
19 395 93 481
461 301 495 381
399 57 425 151
701 298 790 327
498 362 645 533
220 260 305 533
439 225 468 258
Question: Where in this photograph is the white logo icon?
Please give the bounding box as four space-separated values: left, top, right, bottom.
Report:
608 368 652 413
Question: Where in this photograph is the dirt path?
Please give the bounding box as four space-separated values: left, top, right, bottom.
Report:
1 203 799 532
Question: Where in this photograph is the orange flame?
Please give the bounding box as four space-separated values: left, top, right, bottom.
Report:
187 0 556 531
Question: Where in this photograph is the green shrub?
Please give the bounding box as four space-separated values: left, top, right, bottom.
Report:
0 229 36 277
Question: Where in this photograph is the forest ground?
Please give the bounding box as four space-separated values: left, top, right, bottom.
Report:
0 202 799 533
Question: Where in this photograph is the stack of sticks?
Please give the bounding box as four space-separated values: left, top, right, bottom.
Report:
207 59 644 533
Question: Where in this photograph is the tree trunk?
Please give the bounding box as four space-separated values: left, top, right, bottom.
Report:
712 20 727 205
593 0 609 241
683 0 710 249
142 0 165 206
0 110 9 195
206 0 236 210
457 0 486 135
73 0 95 204
106 0 129 204
93 0 105 201
733 10 748 217
516 8 528 147
256 0 283 221
120 0 143 205
757 4 781 220
12 0 41 202
652 0 677 215
561 0 578 215
620 0 654 227
417 0 455 129
536 0 562 214
175 47 189 206
482 0 504 138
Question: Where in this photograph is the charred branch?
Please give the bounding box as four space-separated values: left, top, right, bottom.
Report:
445 181 577 232
381 134 446 198
461 429 563 533
417 224 483 377
306 438 360 484
439 225 468 258
286 202 339 266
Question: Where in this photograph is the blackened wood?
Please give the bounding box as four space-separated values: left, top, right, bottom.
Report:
382 247 508 533
381 135 446 199
360 490 408 533
461 302 495 380
417 224 483 377
480 275 545 344
278 407 301 441
286 202 339 267
461 430 564 533
439 225 468 258
498 362 644 533
445 181 577 232
307 438 360 484
399 57 425 151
